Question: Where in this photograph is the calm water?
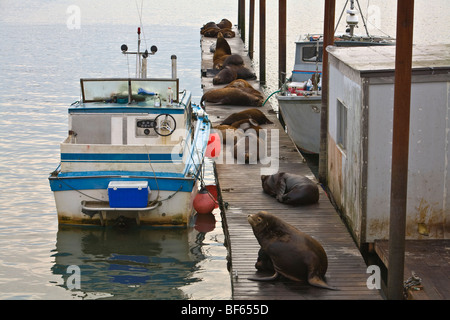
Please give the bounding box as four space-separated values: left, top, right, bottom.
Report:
0 0 236 300
0 0 448 300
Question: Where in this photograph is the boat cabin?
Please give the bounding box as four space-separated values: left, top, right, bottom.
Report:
69 78 184 144
291 34 395 83
61 78 202 176
326 44 450 247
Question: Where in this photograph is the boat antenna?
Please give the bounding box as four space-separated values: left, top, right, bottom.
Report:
354 0 370 37
346 0 359 37
121 28 157 78
334 0 370 38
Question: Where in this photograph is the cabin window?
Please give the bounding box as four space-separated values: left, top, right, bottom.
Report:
302 45 323 62
337 99 347 151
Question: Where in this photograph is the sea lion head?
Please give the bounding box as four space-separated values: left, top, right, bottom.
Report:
260 173 279 196
213 66 237 85
247 211 284 240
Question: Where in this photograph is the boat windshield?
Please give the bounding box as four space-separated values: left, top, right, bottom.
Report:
80 78 179 103
302 45 323 63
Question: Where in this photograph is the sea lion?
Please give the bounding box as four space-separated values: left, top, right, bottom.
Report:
202 26 221 37
200 87 262 107
255 247 274 272
233 131 266 164
201 19 235 38
212 125 244 145
261 172 319 205
213 32 232 69
221 108 273 126
231 118 260 130
247 211 337 290
212 65 236 84
226 79 264 101
213 64 256 84
217 18 232 29
222 54 244 67
219 28 236 38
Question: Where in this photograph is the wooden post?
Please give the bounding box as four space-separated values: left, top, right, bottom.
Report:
279 0 287 86
318 0 335 184
387 0 415 300
249 0 255 59
238 0 246 43
259 0 266 85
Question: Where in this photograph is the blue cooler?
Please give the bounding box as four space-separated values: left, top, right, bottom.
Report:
108 181 150 208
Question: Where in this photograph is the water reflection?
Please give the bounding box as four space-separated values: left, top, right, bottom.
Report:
51 211 230 300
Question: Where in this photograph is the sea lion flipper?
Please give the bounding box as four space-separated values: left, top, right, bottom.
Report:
248 272 280 282
308 276 339 290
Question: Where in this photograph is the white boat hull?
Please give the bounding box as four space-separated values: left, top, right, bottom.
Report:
277 95 322 154
51 181 198 227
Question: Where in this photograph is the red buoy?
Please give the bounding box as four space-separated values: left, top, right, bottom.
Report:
205 184 219 208
194 212 216 233
193 187 216 214
206 132 221 158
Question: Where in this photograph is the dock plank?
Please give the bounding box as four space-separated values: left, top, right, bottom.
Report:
375 240 450 300
201 31 381 300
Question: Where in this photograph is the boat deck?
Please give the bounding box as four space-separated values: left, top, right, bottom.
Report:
201 31 381 299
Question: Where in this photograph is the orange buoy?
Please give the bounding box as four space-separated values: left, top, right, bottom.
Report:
193 187 215 214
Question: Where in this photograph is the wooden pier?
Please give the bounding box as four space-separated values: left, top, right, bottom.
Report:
375 240 450 300
200 31 381 300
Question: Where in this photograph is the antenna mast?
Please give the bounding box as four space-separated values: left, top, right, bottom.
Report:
121 27 157 78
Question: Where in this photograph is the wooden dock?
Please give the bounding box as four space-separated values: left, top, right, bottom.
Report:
375 240 450 300
200 31 381 299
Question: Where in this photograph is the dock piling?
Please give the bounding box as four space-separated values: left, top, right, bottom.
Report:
387 0 415 301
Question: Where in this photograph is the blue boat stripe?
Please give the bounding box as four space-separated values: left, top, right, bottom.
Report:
61 153 183 162
69 107 186 114
49 175 194 192
55 170 185 178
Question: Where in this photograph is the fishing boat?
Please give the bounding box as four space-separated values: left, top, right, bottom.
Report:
277 0 395 154
49 28 211 227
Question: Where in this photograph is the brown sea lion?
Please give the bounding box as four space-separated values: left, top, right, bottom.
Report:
225 79 264 101
221 28 235 38
222 54 244 67
233 131 266 164
247 211 337 290
212 65 236 84
213 64 256 84
212 125 244 145
201 19 235 38
213 32 232 69
225 78 253 88
230 118 259 129
230 119 263 138
200 87 262 107
201 21 218 33
261 172 319 205
217 18 232 29
221 108 273 126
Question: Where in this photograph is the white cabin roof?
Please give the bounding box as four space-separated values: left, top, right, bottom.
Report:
327 43 450 75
